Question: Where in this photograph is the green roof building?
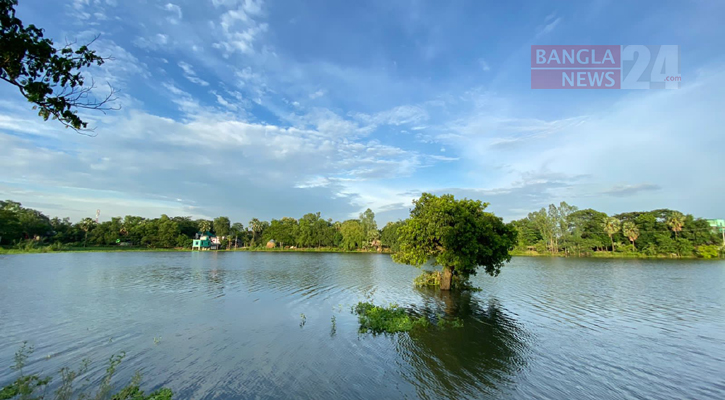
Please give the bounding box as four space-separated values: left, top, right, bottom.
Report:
192 232 220 251
707 219 725 232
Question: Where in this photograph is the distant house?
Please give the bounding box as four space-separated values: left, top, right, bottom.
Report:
707 220 725 244
192 232 220 251
266 239 276 248
707 219 725 232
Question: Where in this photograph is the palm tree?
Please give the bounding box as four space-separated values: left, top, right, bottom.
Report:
602 217 621 252
198 220 212 234
249 218 262 246
622 221 640 250
79 218 95 247
667 212 685 238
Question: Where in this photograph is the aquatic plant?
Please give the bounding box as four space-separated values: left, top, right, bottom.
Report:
330 315 337 336
0 342 173 400
437 316 465 329
414 271 481 292
299 313 306 328
353 302 429 334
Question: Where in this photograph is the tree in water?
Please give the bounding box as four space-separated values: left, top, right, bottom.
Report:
392 193 517 290
0 0 118 131
602 217 621 252
622 221 640 250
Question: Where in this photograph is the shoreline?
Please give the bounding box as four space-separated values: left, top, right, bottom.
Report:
1 246 719 259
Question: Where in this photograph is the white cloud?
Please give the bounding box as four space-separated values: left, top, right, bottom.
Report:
213 0 268 56
479 58 491 72
537 17 562 37
178 61 210 86
164 3 183 24
309 90 325 99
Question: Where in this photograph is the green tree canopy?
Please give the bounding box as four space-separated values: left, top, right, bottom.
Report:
392 193 517 290
212 216 231 237
0 0 117 130
340 219 365 251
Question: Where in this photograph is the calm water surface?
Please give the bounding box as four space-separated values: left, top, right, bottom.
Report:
1 252 723 399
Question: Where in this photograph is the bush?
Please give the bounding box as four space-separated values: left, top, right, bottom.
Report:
413 271 481 292
353 302 429 334
696 245 721 259
413 271 441 287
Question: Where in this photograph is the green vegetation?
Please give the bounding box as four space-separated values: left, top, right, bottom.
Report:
437 316 464 329
353 302 465 334
511 202 724 258
0 200 388 253
412 271 482 292
2 197 721 260
393 193 517 290
0 0 117 131
353 302 430 334
1 342 172 400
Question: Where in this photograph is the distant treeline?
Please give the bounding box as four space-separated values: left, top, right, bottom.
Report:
0 200 398 252
0 199 722 258
511 202 723 258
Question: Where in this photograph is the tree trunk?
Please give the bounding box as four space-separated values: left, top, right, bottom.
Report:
440 266 452 291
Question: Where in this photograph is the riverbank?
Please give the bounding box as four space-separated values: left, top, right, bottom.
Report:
509 250 710 259
0 246 388 255
3 246 719 259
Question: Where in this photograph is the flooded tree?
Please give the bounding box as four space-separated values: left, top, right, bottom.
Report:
392 193 517 290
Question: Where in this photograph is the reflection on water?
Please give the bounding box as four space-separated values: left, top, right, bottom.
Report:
397 290 529 399
0 252 723 399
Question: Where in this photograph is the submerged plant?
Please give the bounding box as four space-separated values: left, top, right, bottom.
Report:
353 302 429 334
414 271 481 292
330 315 337 336
437 316 465 330
299 313 306 328
0 343 173 400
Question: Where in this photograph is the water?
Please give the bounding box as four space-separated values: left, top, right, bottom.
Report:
1 252 723 399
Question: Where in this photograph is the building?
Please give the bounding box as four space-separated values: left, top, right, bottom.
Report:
192 232 221 251
707 220 725 245
707 219 725 232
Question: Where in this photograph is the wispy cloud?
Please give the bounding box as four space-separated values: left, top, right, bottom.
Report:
178 61 210 86
601 184 661 197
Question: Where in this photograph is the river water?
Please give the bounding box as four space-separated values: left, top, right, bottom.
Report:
1 252 723 399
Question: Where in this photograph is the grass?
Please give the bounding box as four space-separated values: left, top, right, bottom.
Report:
510 250 701 259
1 342 172 400
231 247 389 254
0 245 390 255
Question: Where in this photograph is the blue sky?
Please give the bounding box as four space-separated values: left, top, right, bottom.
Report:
1 0 724 224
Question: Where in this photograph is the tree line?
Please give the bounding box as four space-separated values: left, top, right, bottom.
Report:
0 199 722 258
511 202 723 258
0 200 403 252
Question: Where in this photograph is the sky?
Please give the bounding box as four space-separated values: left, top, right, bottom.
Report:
0 0 724 225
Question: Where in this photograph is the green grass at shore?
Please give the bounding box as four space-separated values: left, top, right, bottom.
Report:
0 245 387 255
3 246 713 259
510 250 701 259
230 247 387 254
